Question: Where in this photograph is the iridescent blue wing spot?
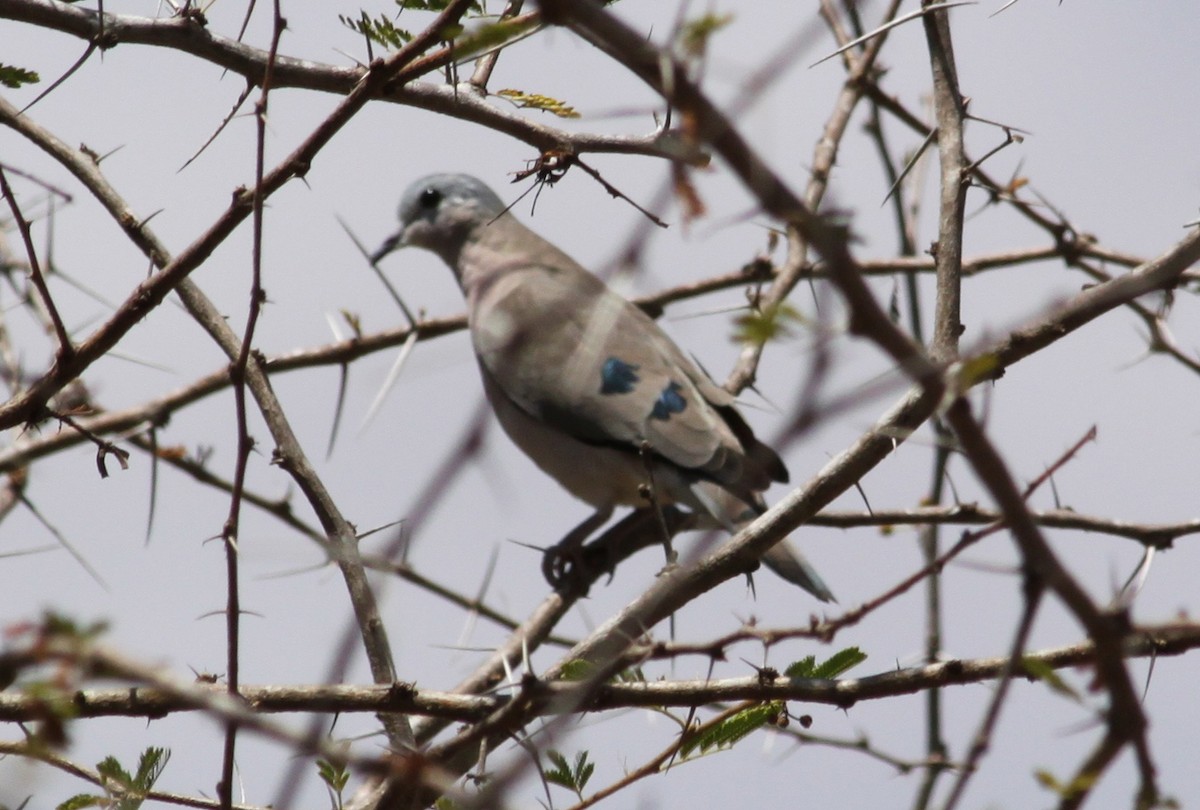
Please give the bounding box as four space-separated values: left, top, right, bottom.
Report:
650 381 687 421
599 356 640 394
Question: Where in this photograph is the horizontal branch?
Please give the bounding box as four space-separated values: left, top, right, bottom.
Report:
0 0 699 164
2 621 1195 724
808 505 1200 547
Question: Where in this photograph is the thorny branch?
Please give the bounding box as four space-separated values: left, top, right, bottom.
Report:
3 620 1197 725
1 1 1199 809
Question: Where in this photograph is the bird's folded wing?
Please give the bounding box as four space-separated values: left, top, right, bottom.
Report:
470 263 744 479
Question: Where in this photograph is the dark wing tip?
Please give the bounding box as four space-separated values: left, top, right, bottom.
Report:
717 404 789 486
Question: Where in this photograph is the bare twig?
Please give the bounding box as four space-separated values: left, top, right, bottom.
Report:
0 167 74 361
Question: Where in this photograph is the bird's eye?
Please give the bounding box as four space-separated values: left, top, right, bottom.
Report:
419 187 442 209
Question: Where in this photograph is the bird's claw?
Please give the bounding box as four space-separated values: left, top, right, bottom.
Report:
543 539 600 593
541 540 579 588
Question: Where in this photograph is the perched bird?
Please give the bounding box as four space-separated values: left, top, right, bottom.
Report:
372 173 834 602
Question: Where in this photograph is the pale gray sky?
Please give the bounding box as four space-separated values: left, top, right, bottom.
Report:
2 1 1199 808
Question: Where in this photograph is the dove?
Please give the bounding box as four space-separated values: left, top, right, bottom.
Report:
373 173 833 601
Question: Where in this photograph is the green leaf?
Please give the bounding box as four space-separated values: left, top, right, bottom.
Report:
339 12 412 50
733 302 804 347
811 647 867 679
318 757 350 795
1034 768 1062 792
678 13 733 58
558 660 642 685
785 647 867 679
131 747 169 792
80 748 170 810
1034 767 1097 799
612 666 646 684
559 659 596 681
544 749 592 795
451 16 539 58
572 751 594 791
544 749 569 783
344 7 525 57
22 680 82 722
0 64 40 89
1021 657 1082 702
42 610 109 641
57 795 106 810
785 655 816 679
339 310 364 338
680 702 781 758
96 756 132 790
956 352 1001 389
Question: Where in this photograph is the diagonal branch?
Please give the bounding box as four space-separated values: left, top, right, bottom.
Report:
943 399 1160 808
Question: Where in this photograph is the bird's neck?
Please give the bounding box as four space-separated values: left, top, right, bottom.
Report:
455 218 550 293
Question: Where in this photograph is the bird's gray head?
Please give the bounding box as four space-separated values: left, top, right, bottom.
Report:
372 173 508 265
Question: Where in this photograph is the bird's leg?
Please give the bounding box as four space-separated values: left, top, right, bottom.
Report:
637 440 678 572
542 504 614 589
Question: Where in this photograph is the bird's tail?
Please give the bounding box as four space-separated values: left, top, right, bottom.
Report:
687 480 836 603
760 541 836 603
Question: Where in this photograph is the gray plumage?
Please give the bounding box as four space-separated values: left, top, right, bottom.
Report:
373 173 834 602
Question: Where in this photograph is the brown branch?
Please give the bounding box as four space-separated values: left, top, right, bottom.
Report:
860 77 1200 384
725 0 904 393
215 5 286 806
920 1 967 363
409 507 694 745
917 11 979 802
0 636 473 803
0 1 479 434
2 621 1196 722
944 399 1160 807
808 505 1199 547
0 0 704 166
0 166 73 362
131 433 579 650
987 228 1200 375
943 576 1045 809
